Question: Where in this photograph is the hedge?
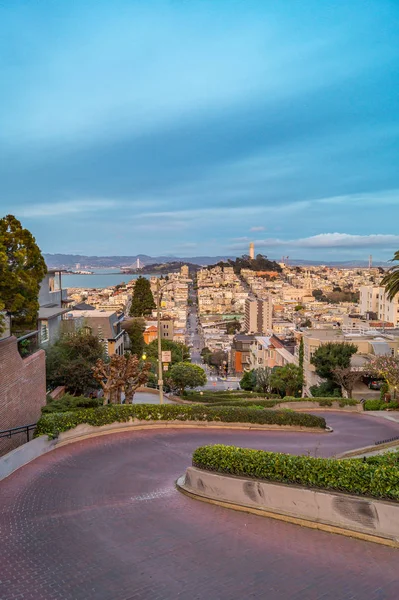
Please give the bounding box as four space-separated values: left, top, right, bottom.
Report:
35 404 326 439
192 444 399 501
283 397 359 407
42 394 102 414
364 398 399 411
182 391 278 403
205 397 359 409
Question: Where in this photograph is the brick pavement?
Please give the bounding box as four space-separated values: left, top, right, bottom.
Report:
1 415 399 599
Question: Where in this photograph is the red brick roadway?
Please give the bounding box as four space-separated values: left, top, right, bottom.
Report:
1 413 399 600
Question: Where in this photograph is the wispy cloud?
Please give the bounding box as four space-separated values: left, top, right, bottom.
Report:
14 199 118 218
231 233 399 250
250 226 265 232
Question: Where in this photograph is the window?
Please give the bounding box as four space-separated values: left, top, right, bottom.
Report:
40 321 49 343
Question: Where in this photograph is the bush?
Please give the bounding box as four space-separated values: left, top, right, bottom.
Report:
42 394 102 414
309 382 342 398
283 396 358 407
192 445 399 501
364 398 399 411
35 404 326 439
183 391 276 403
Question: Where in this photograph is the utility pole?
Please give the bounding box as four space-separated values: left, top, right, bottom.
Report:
156 278 164 405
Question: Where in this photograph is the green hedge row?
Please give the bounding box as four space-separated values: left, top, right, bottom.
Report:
205 397 359 409
182 391 278 403
364 398 399 411
35 404 326 439
283 396 359 407
192 445 399 501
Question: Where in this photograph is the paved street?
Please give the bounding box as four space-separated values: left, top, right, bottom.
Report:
1 413 399 599
134 391 174 404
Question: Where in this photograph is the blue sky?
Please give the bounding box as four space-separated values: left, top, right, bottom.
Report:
1 0 398 260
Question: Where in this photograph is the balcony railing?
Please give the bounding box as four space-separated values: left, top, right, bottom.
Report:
17 331 40 358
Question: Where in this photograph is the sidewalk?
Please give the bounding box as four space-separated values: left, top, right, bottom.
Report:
364 411 399 424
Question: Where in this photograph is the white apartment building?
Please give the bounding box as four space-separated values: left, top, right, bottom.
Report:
245 297 273 334
360 286 399 326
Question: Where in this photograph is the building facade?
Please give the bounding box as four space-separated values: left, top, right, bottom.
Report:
360 286 399 326
244 297 273 334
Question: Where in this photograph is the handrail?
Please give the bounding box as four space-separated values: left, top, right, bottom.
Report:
0 423 37 443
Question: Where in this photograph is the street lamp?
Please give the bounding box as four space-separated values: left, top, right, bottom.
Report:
156 278 176 405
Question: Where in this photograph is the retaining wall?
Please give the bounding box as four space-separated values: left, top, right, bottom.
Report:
178 467 399 547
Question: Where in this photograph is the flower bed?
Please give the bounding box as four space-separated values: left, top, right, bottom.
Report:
35 404 326 439
192 445 399 501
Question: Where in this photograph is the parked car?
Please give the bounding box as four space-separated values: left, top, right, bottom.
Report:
368 380 383 390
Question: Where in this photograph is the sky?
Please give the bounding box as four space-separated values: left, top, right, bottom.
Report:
0 0 398 261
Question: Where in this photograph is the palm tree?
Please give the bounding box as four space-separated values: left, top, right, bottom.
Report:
381 250 399 300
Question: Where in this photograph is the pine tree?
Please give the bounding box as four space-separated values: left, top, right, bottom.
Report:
130 276 156 317
0 215 47 333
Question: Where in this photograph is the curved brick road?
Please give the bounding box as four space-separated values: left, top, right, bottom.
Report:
1 413 399 600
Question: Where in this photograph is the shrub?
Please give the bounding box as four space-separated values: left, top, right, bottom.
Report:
282 397 358 407
204 397 359 409
183 391 276 403
364 398 399 411
42 394 102 414
35 404 326 439
192 445 399 501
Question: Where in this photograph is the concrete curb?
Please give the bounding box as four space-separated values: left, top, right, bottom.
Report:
0 420 328 482
177 467 399 548
336 438 399 459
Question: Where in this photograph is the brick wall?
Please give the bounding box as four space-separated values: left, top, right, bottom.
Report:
0 336 46 456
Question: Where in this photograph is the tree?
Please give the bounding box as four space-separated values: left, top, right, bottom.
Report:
201 347 212 364
146 338 190 365
130 276 155 317
381 250 399 301
226 319 241 335
332 366 364 398
255 367 272 392
300 319 312 328
312 289 324 300
270 364 303 397
168 362 207 394
92 354 152 404
123 318 145 357
0 215 47 332
295 305 305 311
46 329 105 395
208 350 228 369
240 369 256 391
310 342 358 380
368 355 399 394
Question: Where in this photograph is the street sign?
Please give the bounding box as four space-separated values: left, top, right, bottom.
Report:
161 351 172 362
163 364 169 371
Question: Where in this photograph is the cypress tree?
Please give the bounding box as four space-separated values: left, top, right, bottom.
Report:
130 276 156 317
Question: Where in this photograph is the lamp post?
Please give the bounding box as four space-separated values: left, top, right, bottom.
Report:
156 278 175 405
156 279 164 405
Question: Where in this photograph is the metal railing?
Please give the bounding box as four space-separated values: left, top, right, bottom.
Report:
0 423 37 443
16 330 40 358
